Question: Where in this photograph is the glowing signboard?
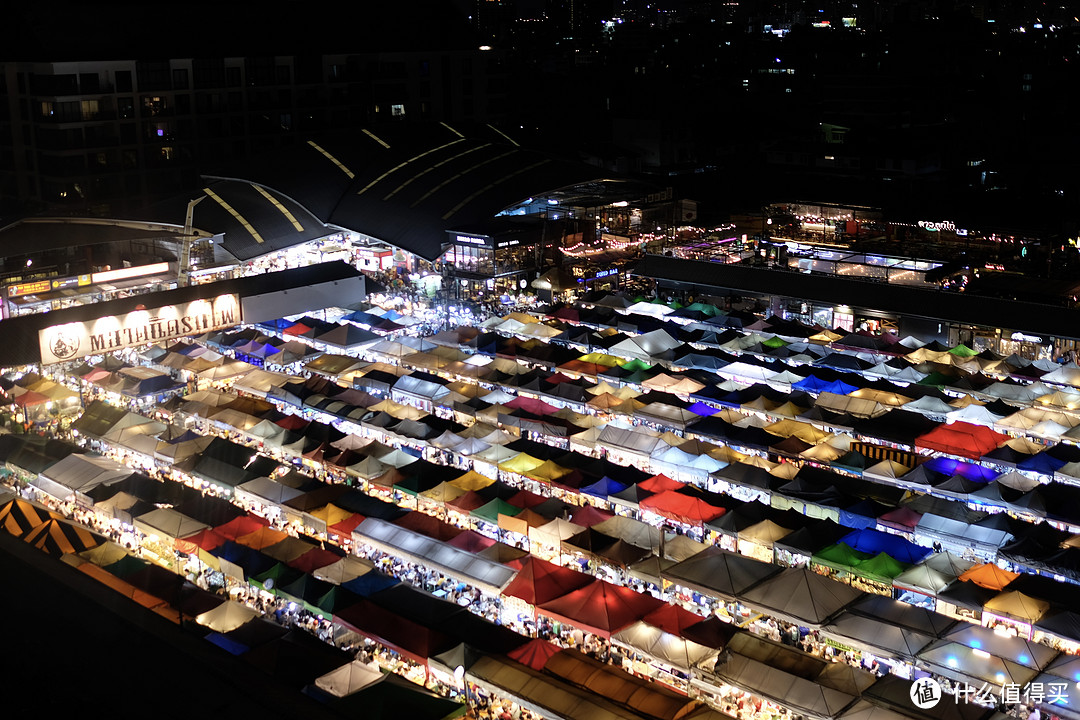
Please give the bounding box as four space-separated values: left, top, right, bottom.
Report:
38 294 241 364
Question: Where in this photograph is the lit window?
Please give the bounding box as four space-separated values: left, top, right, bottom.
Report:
391 104 405 117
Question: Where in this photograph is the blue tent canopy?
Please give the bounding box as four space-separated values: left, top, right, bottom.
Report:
1017 452 1068 476
687 401 720 417
924 456 997 482
840 528 932 564
792 375 860 396
580 476 630 499
342 572 400 597
837 499 891 530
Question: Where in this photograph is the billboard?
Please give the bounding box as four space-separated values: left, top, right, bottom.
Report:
38 294 241 365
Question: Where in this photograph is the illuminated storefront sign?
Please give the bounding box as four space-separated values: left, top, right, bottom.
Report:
91 262 171 284
6 280 52 297
38 294 240 364
917 220 957 232
51 275 93 290
454 235 489 246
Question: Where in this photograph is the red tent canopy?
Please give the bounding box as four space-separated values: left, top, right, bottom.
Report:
569 504 614 528
506 489 548 510
537 579 664 638
447 529 497 553
282 322 313 336
328 513 366 537
914 421 1008 460
502 556 594 606
551 307 581 323
393 512 463 542
12 390 50 408
446 491 488 513
213 514 270 541
639 490 725 526
637 474 684 493
335 600 454 664
504 396 559 415
182 527 229 552
274 415 310 431
877 506 923 532
506 638 564 671
288 546 346 574
640 603 708 636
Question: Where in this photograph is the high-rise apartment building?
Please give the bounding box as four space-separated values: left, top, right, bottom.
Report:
0 49 508 216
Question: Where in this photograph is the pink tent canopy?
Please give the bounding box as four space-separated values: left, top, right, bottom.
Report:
505 395 560 415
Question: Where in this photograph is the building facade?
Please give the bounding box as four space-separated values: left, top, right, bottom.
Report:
0 50 509 215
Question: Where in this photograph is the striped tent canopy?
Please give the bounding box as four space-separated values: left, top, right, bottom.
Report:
0 498 63 537
22 518 104 556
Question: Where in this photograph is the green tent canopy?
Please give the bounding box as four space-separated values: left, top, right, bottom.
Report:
470 498 522 524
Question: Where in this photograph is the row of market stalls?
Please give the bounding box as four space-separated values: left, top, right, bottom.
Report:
13 291 1080 719
14 377 1071 720
49 303 1080 652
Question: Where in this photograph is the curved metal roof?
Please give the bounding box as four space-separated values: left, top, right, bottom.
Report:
141 180 331 262
205 123 624 260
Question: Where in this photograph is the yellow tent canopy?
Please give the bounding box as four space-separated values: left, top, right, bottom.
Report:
498 453 545 476
765 419 831 444
450 470 498 492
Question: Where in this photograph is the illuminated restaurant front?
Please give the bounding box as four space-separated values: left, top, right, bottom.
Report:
3 261 177 318
442 227 539 297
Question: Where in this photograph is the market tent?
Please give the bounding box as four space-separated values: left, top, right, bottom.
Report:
543 649 703 720
1035 610 1080 646
912 514 1013 559
812 543 872 577
235 476 306 509
590 515 662 550
838 528 931 565
892 562 955 597
353 517 515 594
506 637 564 671
984 590 1050 623
958 562 1019 590
739 565 863 628
914 421 1007 460
822 612 935 660
529 518 587 548
312 658 384 697
0 498 63 536
195 599 261 632
848 594 957 637
610 617 706 678
537 580 664 638
133 507 209 545
22 517 103 555
711 633 865 720
466 655 648 720
34 453 133 504
639 490 724 526
663 546 780 601
313 555 381 586
916 641 1041 689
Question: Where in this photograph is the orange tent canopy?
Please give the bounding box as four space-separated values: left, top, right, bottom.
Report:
958 562 1019 591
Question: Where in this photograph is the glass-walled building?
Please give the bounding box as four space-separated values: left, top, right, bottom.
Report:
442 222 540 297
